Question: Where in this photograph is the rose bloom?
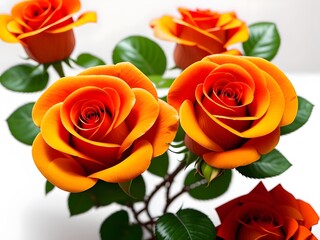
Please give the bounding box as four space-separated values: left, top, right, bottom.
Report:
0 0 96 64
216 182 319 239
151 7 249 69
167 54 298 169
31 62 179 192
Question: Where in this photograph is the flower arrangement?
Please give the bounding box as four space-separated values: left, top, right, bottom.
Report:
0 1 318 240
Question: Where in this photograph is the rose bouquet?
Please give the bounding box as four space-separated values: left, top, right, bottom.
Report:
0 1 318 240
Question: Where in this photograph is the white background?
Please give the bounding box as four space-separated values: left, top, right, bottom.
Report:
0 0 319 239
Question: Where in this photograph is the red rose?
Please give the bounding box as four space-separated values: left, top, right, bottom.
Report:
216 182 319 239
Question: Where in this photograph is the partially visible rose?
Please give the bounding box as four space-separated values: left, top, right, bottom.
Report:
150 8 249 69
167 54 298 169
216 182 319 239
0 0 96 63
31 62 179 192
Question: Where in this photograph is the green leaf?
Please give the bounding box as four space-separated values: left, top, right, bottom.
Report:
236 149 291 178
100 210 142 240
112 35 167 75
45 181 55 195
148 151 169 177
6 102 39 145
68 191 94 216
74 53 105 67
87 181 129 207
148 75 175 89
118 175 146 204
184 169 232 200
118 180 133 197
243 22 280 61
156 208 216 240
281 96 313 135
0 64 49 92
173 124 185 143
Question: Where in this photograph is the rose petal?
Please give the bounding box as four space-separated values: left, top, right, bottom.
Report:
0 15 19 42
203 143 260 168
224 22 249 47
245 127 280 155
33 75 135 127
179 100 223 152
79 62 158 99
89 140 153 182
47 11 97 33
297 200 320 229
246 56 298 126
32 134 97 192
142 99 179 157
168 61 218 110
202 54 272 123
118 88 159 157
40 102 110 165
283 217 299 239
61 86 118 141
292 225 314 239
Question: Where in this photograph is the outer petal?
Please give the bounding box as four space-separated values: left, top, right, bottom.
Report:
293 226 314 239
32 75 135 126
297 200 320 229
89 140 153 182
79 62 158 99
47 11 97 33
245 56 298 126
0 15 19 42
179 100 223 152
203 144 260 168
118 88 159 157
142 99 179 157
32 134 97 192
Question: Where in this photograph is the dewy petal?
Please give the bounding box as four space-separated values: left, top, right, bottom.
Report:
168 61 218 111
89 140 153 182
142 99 179 157
32 75 135 127
0 15 19 42
118 88 159 157
79 62 158 99
245 56 298 126
203 144 260 169
32 134 97 192
47 12 97 33
179 100 223 152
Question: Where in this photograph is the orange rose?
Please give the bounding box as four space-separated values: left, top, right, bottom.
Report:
151 8 249 69
167 54 298 169
31 62 179 192
216 182 319 239
0 0 96 63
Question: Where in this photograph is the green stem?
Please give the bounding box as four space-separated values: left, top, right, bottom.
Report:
52 61 65 78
